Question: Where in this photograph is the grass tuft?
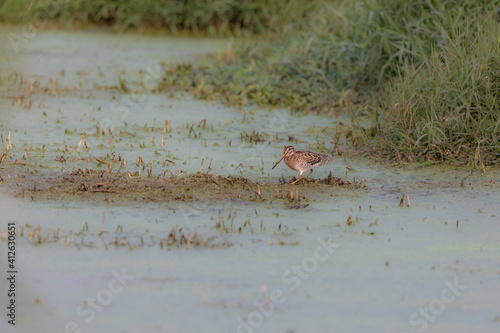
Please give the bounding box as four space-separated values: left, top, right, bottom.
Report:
378 16 500 166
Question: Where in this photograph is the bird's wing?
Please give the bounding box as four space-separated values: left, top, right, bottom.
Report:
298 151 325 166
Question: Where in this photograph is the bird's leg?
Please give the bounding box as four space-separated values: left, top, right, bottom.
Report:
291 173 303 185
305 169 313 179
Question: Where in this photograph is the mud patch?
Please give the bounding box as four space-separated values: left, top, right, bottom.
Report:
7 167 365 205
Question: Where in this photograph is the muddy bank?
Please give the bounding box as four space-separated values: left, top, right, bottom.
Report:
6 167 365 205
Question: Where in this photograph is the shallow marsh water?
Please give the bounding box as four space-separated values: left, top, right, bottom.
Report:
0 26 499 333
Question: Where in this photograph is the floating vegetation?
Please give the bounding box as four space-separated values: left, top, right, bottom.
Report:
0 222 231 250
346 215 355 226
240 129 267 143
0 205 307 251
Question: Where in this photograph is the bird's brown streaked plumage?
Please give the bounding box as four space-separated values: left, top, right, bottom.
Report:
272 146 333 184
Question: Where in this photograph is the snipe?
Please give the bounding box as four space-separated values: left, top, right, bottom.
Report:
272 146 333 184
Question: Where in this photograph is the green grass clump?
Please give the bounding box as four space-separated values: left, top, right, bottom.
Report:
0 0 318 35
165 0 500 108
378 18 500 166
163 38 343 112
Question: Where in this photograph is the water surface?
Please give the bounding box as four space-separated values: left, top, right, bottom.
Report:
0 26 499 333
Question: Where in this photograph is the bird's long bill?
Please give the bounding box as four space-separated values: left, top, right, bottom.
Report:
272 154 285 170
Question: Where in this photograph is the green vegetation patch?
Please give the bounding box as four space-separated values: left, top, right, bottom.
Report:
0 0 320 35
379 18 500 166
2 0 498 166
162 0 500 166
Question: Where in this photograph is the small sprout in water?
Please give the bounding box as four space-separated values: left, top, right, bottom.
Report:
346 215 355 226
399 195 410 207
